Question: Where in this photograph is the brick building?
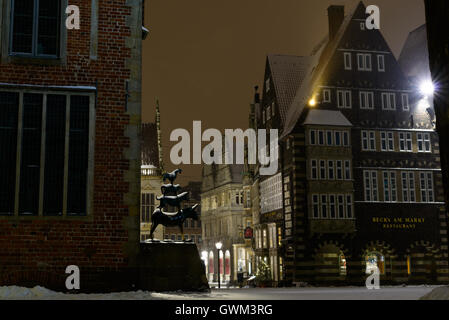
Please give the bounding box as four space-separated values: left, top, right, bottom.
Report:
0 0 145 291
251 2 449 286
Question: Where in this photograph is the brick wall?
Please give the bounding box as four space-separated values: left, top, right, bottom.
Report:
0 0 142 292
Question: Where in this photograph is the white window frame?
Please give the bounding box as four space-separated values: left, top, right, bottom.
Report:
336 160 343 180
402 172 416 203
399 132 413 152
328 160 335 180
357 53 372 71
337 90 352 109
321 194 328 219
323 89 331 103
310 129 317 145
361 130 376 151
344 52 352 70
401 93 409 111
417 133 431 153
311 159 318 180
337 195 345 218
360 91 374 110
344 160 351 180
326 130 334 146
312 194 320 218
380 131 394 152
364 170 378 202
319 160 326 180
377 55 385 72
381 92 396 110
346 194 353 218
383 171 397 203
420 172 434 203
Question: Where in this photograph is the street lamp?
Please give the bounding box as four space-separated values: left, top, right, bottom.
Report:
215 241 222 289
420 80 435 97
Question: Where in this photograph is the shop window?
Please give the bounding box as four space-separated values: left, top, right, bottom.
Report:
365 252 385 275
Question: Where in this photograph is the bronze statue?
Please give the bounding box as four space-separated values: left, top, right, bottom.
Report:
149 168 199 241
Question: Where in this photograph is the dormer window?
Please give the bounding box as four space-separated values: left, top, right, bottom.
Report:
10 0 61 58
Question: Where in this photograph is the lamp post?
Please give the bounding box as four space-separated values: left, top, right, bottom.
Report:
215 241 222 289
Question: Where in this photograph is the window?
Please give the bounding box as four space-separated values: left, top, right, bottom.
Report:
328 161 335 180
0 91 92 217
357 53 372 71
318 130 325 145
344 160 351 180
337 195 344 218
262 229 267 248
344 52 352 70
319 160 326 180
364 171 378 202
420 172 434 203
336 160 343 180
380 132 394 151
360 91 374 109
10 0 61 58
337 90 352 108
321 195 328 218
346 195 353 218
326 131 333 146
417 133 431 153
402 172 416 202
335 131 341 146
311 160 318 179
399 132 412 152
401 94 410 111
377 55 385 72
312 194 319 218
329 195 336 218
323 89 331 103
260 173 282 213
381 93 396 110
383 171 397 202
310 130 316 145
361 130 376 151
343 131 349 146
141 193 155 223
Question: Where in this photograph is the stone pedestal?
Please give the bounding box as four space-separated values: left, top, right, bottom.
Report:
138 241 210 292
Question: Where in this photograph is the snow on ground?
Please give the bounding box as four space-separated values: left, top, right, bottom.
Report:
420 286 449 300
0 285 444 300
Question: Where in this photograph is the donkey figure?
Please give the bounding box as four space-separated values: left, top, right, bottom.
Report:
157 191 189 211
149 204 199 241
162 169 182 184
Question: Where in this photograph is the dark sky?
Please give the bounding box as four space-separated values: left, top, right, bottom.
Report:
142 0 425 183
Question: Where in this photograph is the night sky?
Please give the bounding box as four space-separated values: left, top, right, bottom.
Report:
142 0 425 183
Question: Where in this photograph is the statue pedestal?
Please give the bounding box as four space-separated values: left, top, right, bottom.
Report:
138 241 209 292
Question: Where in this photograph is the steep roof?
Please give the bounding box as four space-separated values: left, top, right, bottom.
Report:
303 110 353 127
281 0 362 138
141 122 160 168
398 24 431 82
267 54 313 127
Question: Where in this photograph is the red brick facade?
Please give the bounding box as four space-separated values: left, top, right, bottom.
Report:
0 0 143 291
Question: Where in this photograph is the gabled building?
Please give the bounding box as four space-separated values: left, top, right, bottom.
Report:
253 1 449 286
201 158 253 285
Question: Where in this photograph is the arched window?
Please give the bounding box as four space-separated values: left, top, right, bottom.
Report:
208 251 214 274
365 252 385 275
339 252 347 276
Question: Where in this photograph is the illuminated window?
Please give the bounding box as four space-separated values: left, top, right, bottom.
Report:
366 252 385 275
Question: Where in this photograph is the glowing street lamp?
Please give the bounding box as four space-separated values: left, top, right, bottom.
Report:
420 80 435 97
308 97 317 107
215 242 222 289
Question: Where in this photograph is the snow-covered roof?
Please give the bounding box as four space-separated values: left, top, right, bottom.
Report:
302 110 352 127
267 55 313 128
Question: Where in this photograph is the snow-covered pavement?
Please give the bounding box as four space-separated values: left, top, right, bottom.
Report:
0 285 444 300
